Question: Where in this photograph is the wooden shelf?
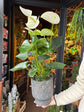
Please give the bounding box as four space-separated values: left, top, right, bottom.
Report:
13 98 20 112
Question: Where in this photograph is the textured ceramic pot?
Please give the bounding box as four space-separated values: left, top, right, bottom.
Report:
31 77 53 106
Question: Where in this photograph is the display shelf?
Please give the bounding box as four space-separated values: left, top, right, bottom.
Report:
16 75 27 99
3 51 8 54
13 98 20 112
2 74 7 77
3 38 8 42
2 14 9 80
3 63 7 66
2 99 26 112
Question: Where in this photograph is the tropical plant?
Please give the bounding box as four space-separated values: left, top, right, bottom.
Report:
10 6 65 81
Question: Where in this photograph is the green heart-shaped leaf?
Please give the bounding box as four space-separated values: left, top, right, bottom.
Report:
41 28 54 36
51 36 62 52
19 40 32 53
45 62 65 69
16 52 29 60
38 55 50 60
10 61 28 71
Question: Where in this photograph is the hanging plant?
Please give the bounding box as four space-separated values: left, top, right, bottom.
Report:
69 8 84 43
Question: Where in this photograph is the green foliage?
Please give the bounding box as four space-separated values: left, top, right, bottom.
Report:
41 28 54 36
10 35 65 80
45 62 65 69
46 105 64 112
46 105 75 112
62 80 69 91
10 61 28 71
65 27 76 41
16 52 29 60
68 8 84 43
46 105 69 112
28 28 54 37
28 29 41 37
64 53 75 65
51 36 62 52
71 105 74 112
46 25 58 40
72 62 79 83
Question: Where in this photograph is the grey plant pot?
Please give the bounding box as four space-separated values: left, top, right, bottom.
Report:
31 77 53 106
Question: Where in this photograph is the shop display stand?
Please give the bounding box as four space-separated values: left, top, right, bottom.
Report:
13 99 26 112
2 15 10 112
2 15 9 80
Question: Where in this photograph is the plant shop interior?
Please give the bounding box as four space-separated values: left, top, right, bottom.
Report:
0 0 84 112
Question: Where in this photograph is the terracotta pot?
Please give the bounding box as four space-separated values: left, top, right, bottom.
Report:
0 81 3 112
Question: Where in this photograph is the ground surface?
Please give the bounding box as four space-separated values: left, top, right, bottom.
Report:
24 88 47 112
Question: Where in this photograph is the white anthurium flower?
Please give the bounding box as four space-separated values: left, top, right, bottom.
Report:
25 27 29 30
19 6 32 17
25 27 33 33
41 11 60 24
31 15 37 20
26 16 40 29
25 27 33 37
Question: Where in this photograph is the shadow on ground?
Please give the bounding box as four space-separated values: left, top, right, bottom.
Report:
23 87 47 112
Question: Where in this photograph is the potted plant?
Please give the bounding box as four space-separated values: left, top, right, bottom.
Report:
10 6 65 106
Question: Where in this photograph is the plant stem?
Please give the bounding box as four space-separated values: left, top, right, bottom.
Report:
33 44 45 79
50 24 54 48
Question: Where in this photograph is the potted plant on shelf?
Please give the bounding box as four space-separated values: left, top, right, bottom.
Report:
10 6 65 106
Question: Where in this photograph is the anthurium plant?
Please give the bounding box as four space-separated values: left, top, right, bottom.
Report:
10 6 65 81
